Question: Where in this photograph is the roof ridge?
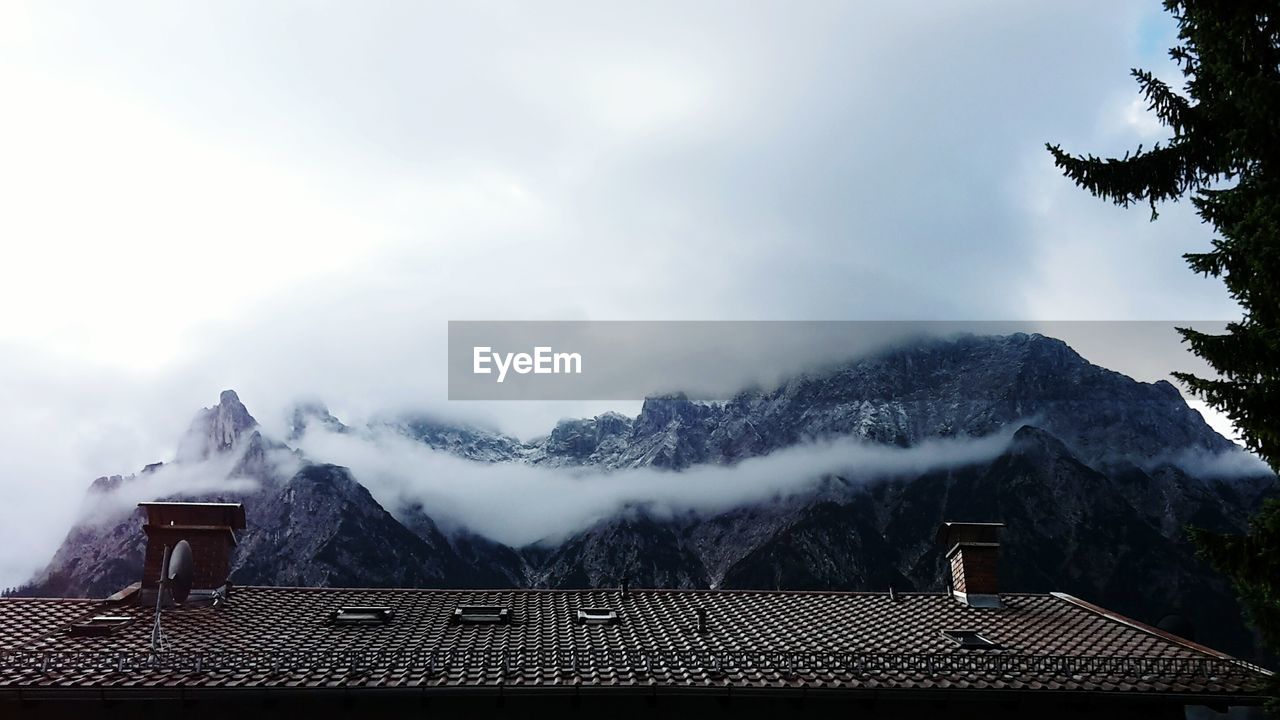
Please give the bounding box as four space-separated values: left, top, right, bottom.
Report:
230 585 1053 598
1050 591 1272 674
0 597 100 603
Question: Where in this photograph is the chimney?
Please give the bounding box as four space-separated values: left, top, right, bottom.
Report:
936 521 1004 608
139 502 246 600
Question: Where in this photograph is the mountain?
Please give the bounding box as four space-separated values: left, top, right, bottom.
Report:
26 390 266 598
287 401 349 441
521 334 1236 470
232 464 472 588
26 393 509 596
378 414 526 462
533 511 712 589
176 389 260 461
16 333 1277 662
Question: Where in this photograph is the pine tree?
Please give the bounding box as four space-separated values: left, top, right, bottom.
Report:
1046 0 1279 704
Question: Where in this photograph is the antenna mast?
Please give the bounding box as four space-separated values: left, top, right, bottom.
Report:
151 544 170 652
150 539 193 653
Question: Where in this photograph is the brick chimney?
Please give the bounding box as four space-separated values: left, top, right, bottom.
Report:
936 521 1004 608
139 502 246 599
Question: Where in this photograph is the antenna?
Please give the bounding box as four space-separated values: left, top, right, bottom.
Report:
151 540 194 652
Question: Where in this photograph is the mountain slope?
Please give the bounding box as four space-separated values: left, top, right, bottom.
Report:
232 464 471 588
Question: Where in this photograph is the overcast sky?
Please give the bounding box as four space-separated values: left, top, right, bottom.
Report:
0 1 1243 588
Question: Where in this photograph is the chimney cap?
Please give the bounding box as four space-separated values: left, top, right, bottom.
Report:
139 502 246 529
935 521 1004 547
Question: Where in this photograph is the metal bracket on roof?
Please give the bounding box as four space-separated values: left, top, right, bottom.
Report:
951 590 1005 609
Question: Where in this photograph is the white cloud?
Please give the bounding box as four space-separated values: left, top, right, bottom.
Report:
1165 446 1272 479
1120 95 1169 138
296 424 1018 547
0 66 388 367
1186 399 1245 446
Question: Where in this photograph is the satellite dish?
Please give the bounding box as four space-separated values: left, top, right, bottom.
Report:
167 540 194 604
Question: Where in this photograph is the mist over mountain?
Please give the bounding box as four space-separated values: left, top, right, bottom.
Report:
16 333 1276 663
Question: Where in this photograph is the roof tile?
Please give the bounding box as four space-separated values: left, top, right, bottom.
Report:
0 588 1269 698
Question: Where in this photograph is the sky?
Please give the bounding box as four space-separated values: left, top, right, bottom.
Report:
0 1 1246 588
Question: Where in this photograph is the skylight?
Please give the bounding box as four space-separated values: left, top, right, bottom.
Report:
453 605 511 624
941 629 999 649
575 608 619 626
68 615 132 637
330 606 395 625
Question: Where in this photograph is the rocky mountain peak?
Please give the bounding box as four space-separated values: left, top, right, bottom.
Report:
1009 424 1072 457
288 401 349 441
387 413 523 463
633 393 716 434
543 412 636 461
175 389 259 462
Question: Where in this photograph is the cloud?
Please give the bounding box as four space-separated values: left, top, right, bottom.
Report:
71 440 304 529
1161 447 1273 479
295 424 1018 547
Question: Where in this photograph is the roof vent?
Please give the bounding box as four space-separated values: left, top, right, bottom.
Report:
68 615 133 637
330 606 395 625
941 629 999 649
453 605 510 624
576 608 619 626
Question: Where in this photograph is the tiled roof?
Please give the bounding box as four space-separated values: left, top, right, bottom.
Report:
0 587 1270 699
0 598 98 651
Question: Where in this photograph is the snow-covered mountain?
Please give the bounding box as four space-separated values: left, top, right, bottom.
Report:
17 333 1277 662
